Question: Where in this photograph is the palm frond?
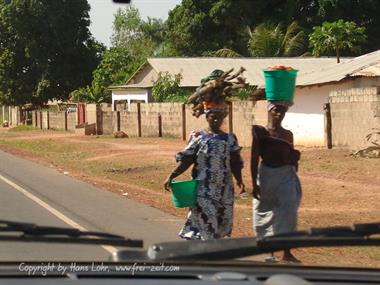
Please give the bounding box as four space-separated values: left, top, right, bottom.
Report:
284 30 306 56
282 21 306 56
213 48 242 58
248 22 280 57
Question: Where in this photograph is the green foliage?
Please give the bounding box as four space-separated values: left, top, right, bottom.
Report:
309 20 366 62
42 105 59 112
111 5 166 57
111 5 142 46
164 0 380 57
152 72 188 103
248 21 306 57
9 125 39 132
292 0 380 53
74 5 166 105
234 86 257 101
165 0 256 56
70 83 109 104
212 48 242 58
0 0 104 107
92 46 141 89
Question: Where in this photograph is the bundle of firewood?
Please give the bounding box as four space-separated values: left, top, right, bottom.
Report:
187 67 249 117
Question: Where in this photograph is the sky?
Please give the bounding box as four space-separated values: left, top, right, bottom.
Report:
88 0 181 47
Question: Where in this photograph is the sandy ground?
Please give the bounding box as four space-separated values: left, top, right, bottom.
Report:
0 127 379 267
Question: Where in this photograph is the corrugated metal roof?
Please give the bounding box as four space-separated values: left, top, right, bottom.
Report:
146 57 347 88
110 83 153 89
297 50 380 86
351 61 380 77
111 51 380 89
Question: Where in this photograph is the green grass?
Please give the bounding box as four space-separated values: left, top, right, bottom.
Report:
0 139 49 152
93 135 114 140
8 125 41 132
0 139 92 162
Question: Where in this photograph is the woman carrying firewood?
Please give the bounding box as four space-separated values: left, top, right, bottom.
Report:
163 69 247 240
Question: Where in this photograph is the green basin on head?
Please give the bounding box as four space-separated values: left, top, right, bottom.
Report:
263 69 298 101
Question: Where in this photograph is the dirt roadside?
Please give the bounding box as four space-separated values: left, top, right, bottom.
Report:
0 127 379 267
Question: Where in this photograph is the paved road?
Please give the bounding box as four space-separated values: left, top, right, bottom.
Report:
0 150 183 261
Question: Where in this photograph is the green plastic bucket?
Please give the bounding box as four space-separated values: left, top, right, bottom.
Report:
263 69 298 101
170 179 198 208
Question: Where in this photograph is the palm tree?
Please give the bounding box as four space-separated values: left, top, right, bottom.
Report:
212 48 242 58
70 84 108 104
309 20 366 63
248 21 306 57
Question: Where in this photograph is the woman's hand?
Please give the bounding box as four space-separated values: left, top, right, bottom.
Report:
252 184 261 200
163 176 173 192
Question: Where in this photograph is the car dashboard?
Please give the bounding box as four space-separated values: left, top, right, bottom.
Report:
0 262 379 285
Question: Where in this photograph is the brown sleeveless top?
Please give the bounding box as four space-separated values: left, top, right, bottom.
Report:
252 125 300 167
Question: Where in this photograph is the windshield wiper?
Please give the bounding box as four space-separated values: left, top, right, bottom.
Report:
111 222 380 261
0 220 143 248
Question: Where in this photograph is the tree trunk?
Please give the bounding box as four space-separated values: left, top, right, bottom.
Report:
336 47 340 63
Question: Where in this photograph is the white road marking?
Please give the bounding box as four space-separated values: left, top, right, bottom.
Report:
0 173 117 254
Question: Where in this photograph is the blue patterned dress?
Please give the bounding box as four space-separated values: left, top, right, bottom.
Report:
176 130 242 240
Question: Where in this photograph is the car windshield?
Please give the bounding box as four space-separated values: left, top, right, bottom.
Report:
0 0 379 274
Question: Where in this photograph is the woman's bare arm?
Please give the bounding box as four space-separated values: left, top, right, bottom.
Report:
164 156 194 191
251 126 261 199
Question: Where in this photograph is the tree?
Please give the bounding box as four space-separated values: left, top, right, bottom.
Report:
152 72 189 103
82 6 167 103
164 0 380 56
70 45 142 104
92 46 141 89
234 86 257 101
0 0 104 107
248 21 306 57
292 0 380 53
111 5 165 57
70 83 106 104
246 0 379 53
309 20 366 63
212 48 242 58
165 0 258 56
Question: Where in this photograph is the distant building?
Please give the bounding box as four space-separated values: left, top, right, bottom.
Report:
110 51 380 146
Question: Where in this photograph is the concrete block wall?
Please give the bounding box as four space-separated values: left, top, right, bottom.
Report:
0 106 15 125
2 106 10 122
158 103 183 138
21 100 270 148
67 112 77 130
11 107 19 126
31 110 36 126
117 103 184 138
42 112 48 129
101 110 114 135
329 87 380 149
36 111 41 128
232 101 254 147
140 103 161 137
86 104 98 125
185 105 208 138
119 104 139 137
252 100 268 126
49 112 66 130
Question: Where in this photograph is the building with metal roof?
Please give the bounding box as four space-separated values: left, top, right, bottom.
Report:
111 57 350 90
297 50 380 86
110 51 380 146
